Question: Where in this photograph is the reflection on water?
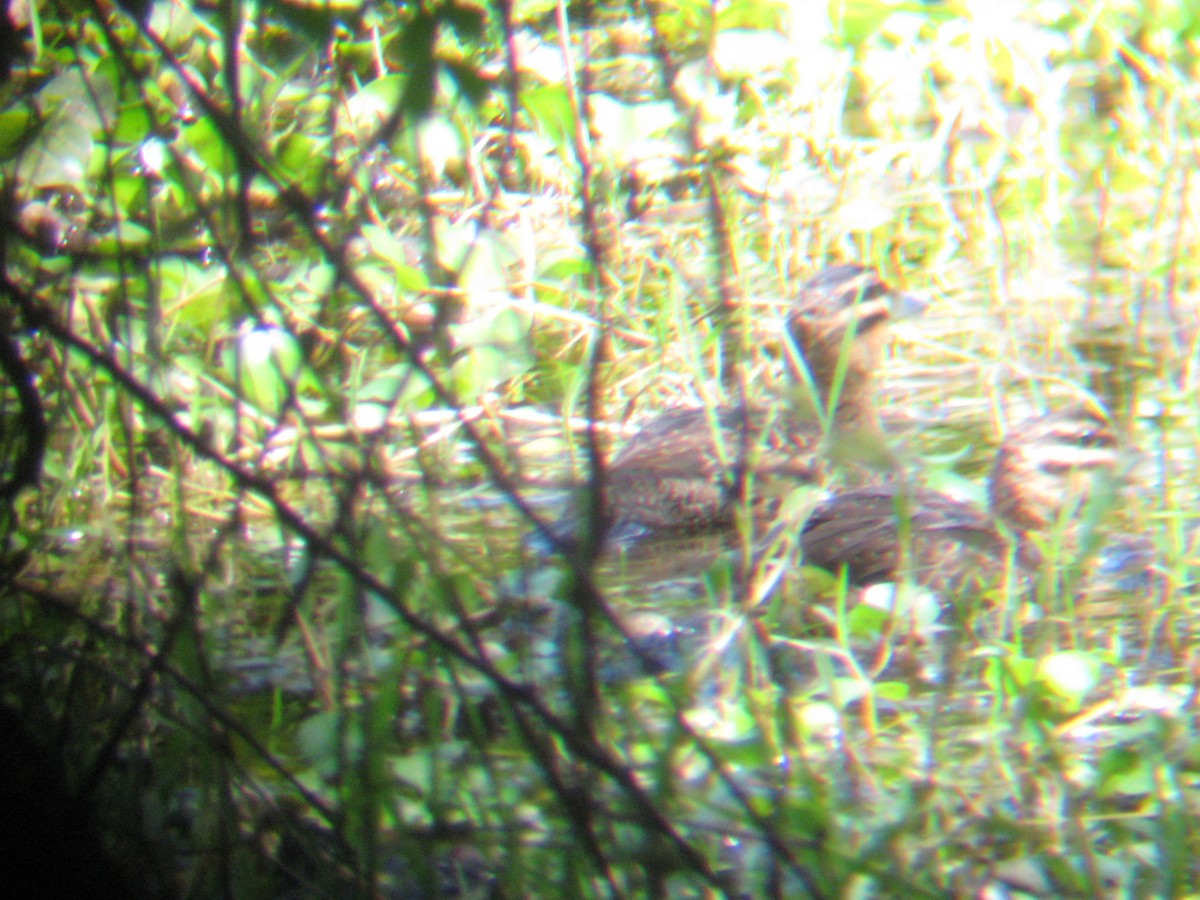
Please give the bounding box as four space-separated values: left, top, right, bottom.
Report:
600 529 744 590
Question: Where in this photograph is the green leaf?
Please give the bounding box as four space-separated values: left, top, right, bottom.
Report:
511 0 558 22
1095 746 1153 798
717 0 789 31
538 249 591 283
362 225 430 290
0 108 39 160
846 600 890 638
114 102 153 144
158 258 229 332
874 680 910 701
112 172 148 213
345 74 405 134
180 117 235 177
91 222 153 253
276 132 327 187
522 83 576 148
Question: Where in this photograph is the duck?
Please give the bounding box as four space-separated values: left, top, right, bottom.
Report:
798 406 1124 592
559 265 921 546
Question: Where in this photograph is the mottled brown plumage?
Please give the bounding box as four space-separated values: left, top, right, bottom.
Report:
799 486 1007 591
987 408 1120 534
602 406 824 533
800 407 1121 590
585 264 910 539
